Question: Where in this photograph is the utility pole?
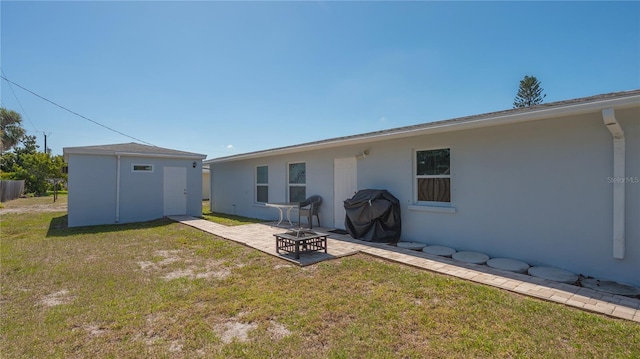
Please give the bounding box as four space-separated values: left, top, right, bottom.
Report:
43 131 52 154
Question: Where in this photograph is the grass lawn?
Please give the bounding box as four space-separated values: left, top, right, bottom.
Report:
1 198 638 358
0 192 68 210
202 201 265 226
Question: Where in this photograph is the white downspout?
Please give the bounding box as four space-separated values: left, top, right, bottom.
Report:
116 155 121 223
602 108 625 259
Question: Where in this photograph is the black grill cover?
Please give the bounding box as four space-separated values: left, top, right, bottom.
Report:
344 189 401 243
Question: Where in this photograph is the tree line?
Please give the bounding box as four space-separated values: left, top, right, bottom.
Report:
1 108 66 196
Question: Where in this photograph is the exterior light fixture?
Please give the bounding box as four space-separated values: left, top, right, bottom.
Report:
356 149 370 159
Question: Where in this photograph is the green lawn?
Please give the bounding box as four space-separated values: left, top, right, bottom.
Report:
0 192 68 209
1 197 638 358
202 201 265 226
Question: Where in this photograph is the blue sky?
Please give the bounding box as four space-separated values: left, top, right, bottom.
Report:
1 1 638 158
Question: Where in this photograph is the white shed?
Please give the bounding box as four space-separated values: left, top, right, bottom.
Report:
63 143 206 227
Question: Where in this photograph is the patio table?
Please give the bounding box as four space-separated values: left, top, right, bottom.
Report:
265 202 299 226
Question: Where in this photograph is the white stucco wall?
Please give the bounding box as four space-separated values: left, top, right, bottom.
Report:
210 143 365 225
202 170 210 200
68 155 203 227
210 107 639 286
67 154 118 227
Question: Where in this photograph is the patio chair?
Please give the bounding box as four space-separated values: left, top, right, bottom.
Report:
298 195 322 229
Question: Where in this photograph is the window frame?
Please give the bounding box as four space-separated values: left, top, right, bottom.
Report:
287 161 306 202
414 148 451 204
132 164 154 173
255 165 269 204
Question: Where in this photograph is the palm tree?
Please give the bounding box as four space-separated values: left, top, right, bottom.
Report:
1 108 26 153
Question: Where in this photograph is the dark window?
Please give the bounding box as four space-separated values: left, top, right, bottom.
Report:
288 162 306 202
256 166 268 203
416 149 450 202
133 164 153 172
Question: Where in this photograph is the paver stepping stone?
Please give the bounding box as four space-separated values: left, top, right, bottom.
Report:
528 266 578 284
396 241 426 251
452 251 489 264
581 278 640 297
486 258 530 273
422 245 456 257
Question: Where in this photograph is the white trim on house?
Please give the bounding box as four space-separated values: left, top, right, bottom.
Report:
602 108 626 259
407 204 457 214
205 91 640 164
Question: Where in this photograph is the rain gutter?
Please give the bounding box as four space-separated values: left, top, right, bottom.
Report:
602 108 625 259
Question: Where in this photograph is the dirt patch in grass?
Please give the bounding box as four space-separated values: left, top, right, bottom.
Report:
274 264 293 269
39 289 74 307
162 265 232 281
168 341 183 353
137 249 182 270
138 249 233 281
210 313 291 344
268 320 292 340
73 324 108 337
214 319 258 344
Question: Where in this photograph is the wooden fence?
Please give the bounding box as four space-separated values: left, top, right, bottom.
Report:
0 180 25 202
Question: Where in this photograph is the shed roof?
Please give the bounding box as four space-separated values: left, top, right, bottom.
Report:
63 142 206 161
205 89 640 164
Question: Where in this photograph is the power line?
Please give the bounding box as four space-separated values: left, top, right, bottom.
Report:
1 69 38 132
0 75 155 146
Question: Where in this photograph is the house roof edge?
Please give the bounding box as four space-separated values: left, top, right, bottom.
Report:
63 142 207 162
203 89 640 164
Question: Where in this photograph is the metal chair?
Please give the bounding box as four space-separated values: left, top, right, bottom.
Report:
298 195 322 229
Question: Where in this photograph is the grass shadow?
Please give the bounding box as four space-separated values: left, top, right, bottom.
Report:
47 214 68 233
46 215 174 238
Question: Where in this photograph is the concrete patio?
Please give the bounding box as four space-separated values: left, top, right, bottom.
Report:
169 215 640 323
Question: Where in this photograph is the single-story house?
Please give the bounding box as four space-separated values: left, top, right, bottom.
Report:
206 90 640 286
63 143 206 227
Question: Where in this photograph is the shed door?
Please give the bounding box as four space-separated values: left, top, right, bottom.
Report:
164 167 187 216
334 157 357 229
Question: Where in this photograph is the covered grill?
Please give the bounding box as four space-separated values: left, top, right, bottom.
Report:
344 189 401 243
